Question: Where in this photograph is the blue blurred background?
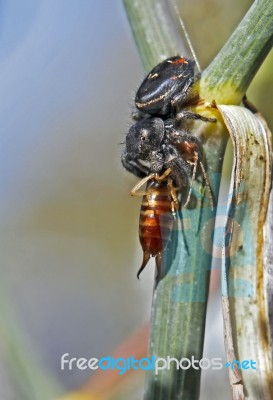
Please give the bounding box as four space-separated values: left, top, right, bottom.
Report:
0 0 153 397
0 1 271 399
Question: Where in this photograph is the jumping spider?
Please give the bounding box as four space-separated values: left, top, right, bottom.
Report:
121 115 212 207
121 56 217 278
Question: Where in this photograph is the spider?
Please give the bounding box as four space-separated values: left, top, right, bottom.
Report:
121 115 212 207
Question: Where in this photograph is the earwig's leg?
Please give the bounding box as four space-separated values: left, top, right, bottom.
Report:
180 211 190 255
167 178 179 212
154 168 179 211
199 160 215 210
184 151 198 208
137 251 151 279
155 253 162 280
155 167 173 182
130 173 156 196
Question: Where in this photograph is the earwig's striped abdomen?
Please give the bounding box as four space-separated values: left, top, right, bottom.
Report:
139 180 174 256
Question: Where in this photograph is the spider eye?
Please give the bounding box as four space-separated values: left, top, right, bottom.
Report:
140 129 148 141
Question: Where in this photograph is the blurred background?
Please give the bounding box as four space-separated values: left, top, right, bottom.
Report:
0 0 272 399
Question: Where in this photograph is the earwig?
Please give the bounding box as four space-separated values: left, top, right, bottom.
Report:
131 168 179 279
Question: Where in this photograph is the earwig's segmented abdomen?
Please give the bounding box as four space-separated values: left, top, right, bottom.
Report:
139 181 174 254
137 180 175 278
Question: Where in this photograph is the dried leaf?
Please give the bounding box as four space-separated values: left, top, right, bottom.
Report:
218 105 273 399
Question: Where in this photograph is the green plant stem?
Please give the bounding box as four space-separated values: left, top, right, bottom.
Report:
123 1 227 399
123 0 190 71
201 0 273 104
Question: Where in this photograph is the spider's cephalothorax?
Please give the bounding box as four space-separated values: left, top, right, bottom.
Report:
121 117 165 177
